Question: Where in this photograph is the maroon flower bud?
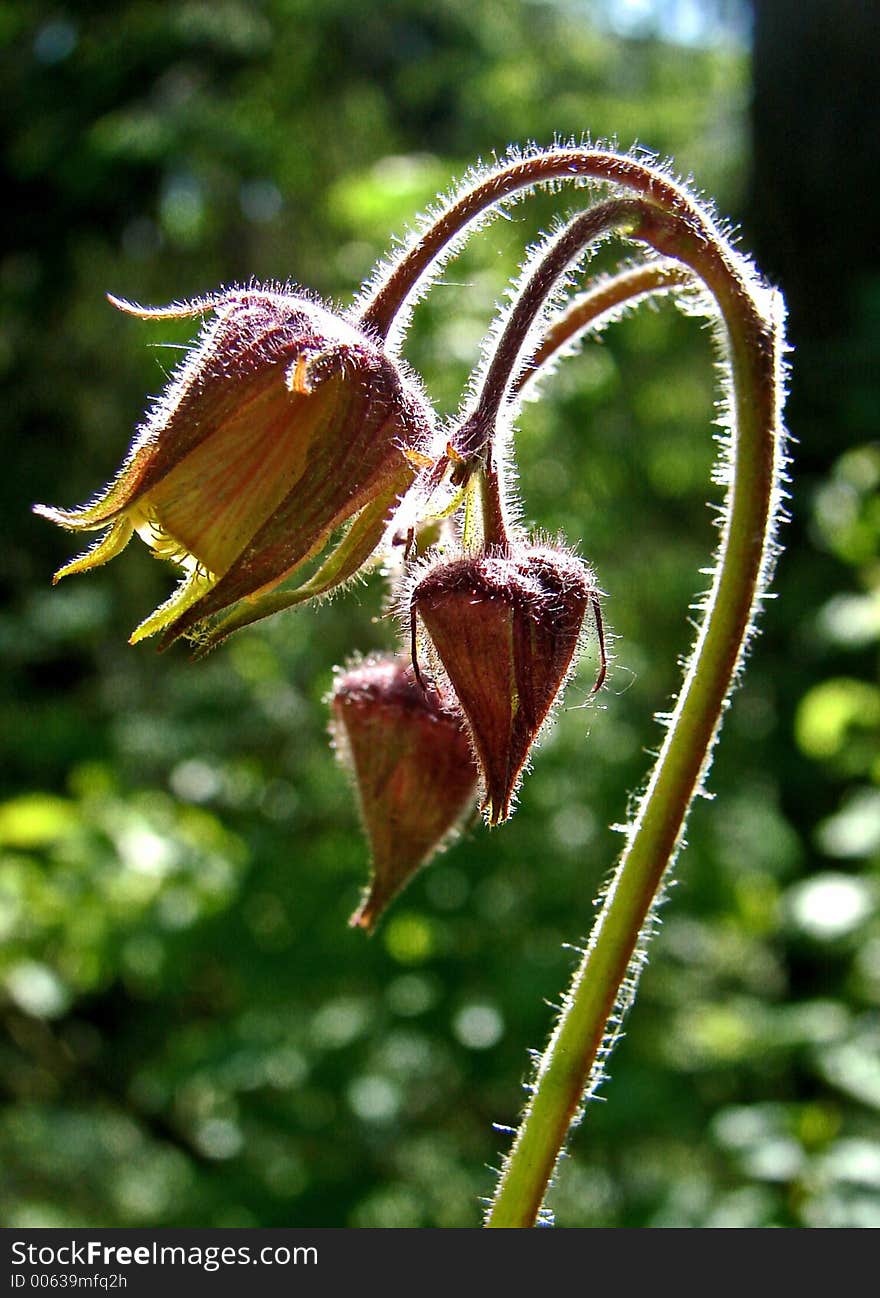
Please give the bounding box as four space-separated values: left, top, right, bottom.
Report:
411 545 605 825
331 655 478 933
35 289 434 648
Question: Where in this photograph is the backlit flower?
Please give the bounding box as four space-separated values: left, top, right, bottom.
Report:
35 289 434 648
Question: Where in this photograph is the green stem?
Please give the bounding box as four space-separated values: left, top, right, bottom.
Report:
484 208 786 1227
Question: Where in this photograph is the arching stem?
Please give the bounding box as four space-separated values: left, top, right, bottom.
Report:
514 259 694 394
450 199 665 564
357 148 716 343
454 198 645 462
482 205 786 1227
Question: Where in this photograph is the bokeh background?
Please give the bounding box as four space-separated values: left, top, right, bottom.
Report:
3 0 879 1228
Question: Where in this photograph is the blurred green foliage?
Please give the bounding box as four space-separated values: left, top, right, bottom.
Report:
2 0 878 1228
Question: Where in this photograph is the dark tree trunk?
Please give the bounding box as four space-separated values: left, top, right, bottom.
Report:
748 0 880 469
746 1 880 839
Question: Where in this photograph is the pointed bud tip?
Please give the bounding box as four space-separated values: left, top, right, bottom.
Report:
332 654 478 929
33 503 73 527
348 903 378 936
483 793 511 828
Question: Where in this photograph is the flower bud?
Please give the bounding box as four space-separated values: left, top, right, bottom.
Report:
411 545 602 825
35 289 433 648
331 655 478 933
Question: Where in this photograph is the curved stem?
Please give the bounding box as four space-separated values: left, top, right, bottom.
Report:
484 206 786 1227
514 259 694 394
357 148 717 341
454 198 647 462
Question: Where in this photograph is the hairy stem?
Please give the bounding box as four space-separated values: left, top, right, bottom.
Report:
514 259 694 394
484 205 786 1227
357 148 717 342
454 198 646 462
477 462 510 551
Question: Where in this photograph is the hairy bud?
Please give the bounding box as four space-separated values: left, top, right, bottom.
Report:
411 545 604 825
331 655 478 933
35 289 433 648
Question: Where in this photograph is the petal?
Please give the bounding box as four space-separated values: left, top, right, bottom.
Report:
35 296 322 538
33 443 157 532
128 569 218 645
121 299 326 511
142 374 335 579
159 368 428 643
51 516 134 583
184 466 414 653
416 584 519 823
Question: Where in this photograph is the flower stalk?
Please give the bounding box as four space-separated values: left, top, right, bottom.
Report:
513 258 694 394
483 200 786 1228
374 158 785 1227
357 146 720 345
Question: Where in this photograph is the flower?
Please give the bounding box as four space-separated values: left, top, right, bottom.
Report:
330 655 478 932
410 544 604 824
35 289 434 648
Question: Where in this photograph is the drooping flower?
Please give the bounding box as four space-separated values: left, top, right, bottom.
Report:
35 289 434 648
411 544 605 825
330 655 478 933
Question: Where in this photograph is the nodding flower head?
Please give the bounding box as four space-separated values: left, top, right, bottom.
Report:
330 654 478 933
35 288 434 649
411 544 605 826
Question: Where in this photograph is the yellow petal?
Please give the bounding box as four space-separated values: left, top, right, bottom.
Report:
128 569 218 645
52 516 135 583
183 472 412 653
